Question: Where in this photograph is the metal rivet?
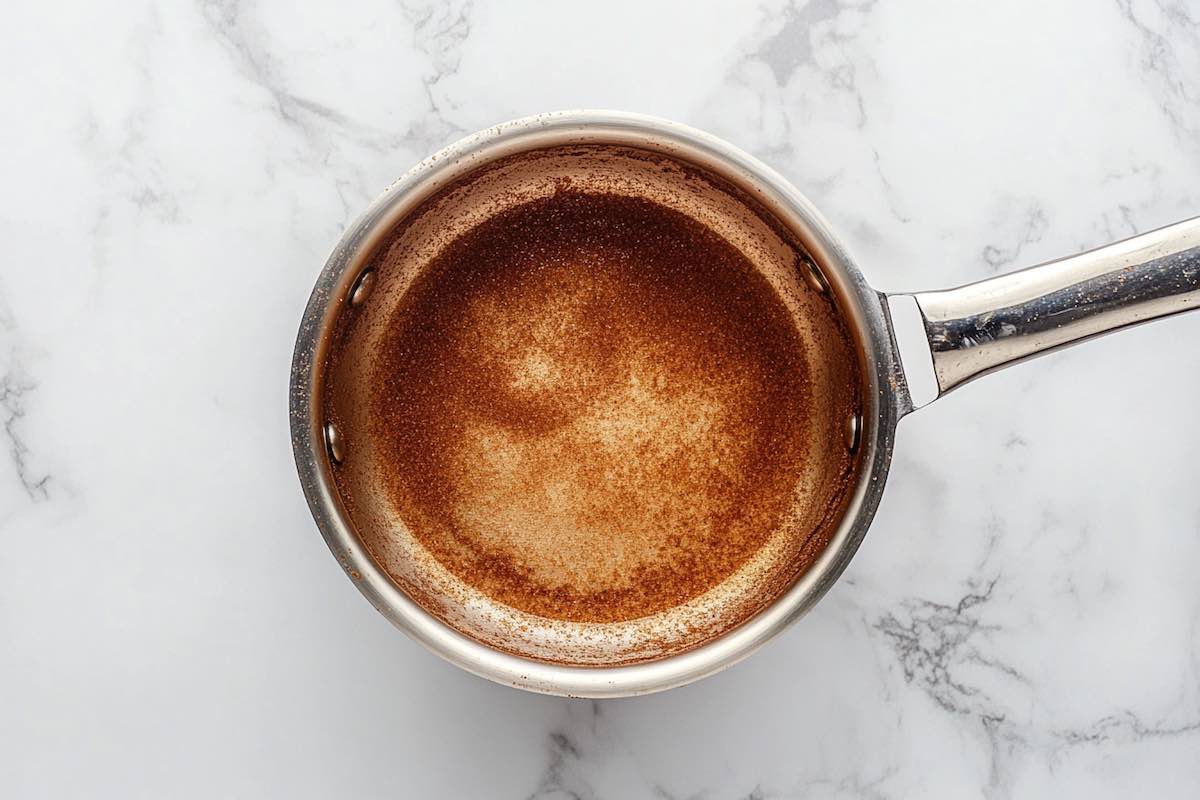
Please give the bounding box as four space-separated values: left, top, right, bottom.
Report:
845 413 862 453
325 422 345 464
802 255 829 294
349 269 375 307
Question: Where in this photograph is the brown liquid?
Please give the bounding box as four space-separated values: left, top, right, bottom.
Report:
372 191 825 622
324 144 862 663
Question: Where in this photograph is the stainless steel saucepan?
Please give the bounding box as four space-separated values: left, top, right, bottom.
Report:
290 111 1200 697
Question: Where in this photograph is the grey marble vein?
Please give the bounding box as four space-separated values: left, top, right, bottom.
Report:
0 367 49 501
875 577 1027 716
757 0 845 86
197 0 349 145
1115 0 1200 145
1057 710 1200 746
527 702 602 800
200 0 476 154
0 298 49 502
982 204 1049 273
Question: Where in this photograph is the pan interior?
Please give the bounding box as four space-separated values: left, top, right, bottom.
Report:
321 143 865 665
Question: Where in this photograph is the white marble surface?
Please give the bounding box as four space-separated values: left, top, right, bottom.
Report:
3 0 1200 796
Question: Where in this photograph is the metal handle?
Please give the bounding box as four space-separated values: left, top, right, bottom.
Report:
907 216 1200 397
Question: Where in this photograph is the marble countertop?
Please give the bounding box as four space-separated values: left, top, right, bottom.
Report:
4 0 1200 796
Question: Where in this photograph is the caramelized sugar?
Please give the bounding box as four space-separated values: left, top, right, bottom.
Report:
371 192 820 622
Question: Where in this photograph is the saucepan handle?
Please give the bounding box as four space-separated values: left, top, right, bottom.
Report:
901 216 1200 398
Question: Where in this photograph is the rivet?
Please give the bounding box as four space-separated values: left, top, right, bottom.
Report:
802 255 829 294
845 412 862 453
325 421 345 464
349 269 375 307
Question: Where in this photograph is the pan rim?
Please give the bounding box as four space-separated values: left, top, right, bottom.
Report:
289 109 908 697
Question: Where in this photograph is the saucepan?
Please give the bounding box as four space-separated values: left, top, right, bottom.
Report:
290 111 1200 697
